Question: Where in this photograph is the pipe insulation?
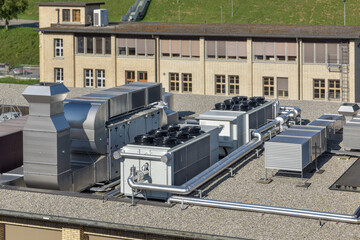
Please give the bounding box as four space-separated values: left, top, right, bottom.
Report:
168 196 360 224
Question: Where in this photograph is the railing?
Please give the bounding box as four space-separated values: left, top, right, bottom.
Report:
122 0 151 22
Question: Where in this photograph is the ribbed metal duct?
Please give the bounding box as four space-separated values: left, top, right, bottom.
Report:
22 83 72 191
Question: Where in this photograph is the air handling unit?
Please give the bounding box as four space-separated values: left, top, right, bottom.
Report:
93 9 109 27
22 82 170 192
197 96 276 155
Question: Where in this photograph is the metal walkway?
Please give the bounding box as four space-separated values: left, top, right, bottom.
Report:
330 158 360 192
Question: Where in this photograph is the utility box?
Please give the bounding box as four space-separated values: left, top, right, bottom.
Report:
265 136 312 172
93 9 109 27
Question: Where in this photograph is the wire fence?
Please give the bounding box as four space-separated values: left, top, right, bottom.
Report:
0 65 40 79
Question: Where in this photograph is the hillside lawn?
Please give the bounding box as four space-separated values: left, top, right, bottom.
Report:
0 27 39 68
143 0 360 25
0 77 39 85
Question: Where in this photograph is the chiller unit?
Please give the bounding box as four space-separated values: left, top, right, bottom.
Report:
118 124 221 200
197 96 275 155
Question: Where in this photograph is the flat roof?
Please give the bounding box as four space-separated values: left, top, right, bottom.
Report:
35 2 104 7
40 22 360 39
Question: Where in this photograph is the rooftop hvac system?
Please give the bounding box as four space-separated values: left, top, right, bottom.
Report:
22 83 72 191
93 9 109 27
197 96 275 155
64 82 162 155
343 115 360 150
338 103 360 123
117 124 221 200
308 114 345 140
63 82 164 189
0 116 28 174
265 136 312 172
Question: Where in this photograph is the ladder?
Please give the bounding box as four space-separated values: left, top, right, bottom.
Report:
341 43 349 102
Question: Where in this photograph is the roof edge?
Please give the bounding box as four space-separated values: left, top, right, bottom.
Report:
35 2 105 7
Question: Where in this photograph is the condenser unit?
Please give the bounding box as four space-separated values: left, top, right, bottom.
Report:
93 9 109 27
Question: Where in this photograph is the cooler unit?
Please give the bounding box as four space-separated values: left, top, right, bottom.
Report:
93 9 109 27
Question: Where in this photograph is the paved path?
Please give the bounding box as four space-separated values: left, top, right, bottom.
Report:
0 19 39 28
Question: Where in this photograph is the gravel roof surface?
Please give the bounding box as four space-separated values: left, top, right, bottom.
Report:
0 86 359 239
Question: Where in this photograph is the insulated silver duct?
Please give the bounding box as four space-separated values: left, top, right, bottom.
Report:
22 83 72 191
168 196 360 224
126 107 299 196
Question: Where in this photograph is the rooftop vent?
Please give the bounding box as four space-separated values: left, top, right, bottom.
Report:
338 103 360 123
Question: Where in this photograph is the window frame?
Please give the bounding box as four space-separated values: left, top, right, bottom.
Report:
84 69 93 87
138 71 148 82
263 76 275 97
54 68 63 83
328 79 341 100
72 9 81 22
182 73 192 93
313 79 326 100
54 39 63 57
206 39 247 61
228 75 239 95
169 73 180 92
161 39 200 59
96 69 105 88
62 9 70 22
277 77 289 98
125 70 135 84
215 75 226 95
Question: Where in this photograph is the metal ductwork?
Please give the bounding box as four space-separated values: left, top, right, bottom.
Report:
22 83 72 191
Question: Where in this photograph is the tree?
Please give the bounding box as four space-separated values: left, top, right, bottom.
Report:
0 0 28 30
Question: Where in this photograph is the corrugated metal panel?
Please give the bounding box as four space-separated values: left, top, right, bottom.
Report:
265 136 311 172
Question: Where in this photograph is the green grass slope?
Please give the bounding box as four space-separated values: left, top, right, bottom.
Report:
143 0 360 25
18 0 135 22
0 27 39 68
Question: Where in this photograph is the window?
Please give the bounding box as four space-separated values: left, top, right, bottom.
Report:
77 36 111 55
127 39 136 55
228 75 239 95
313 79 325 100
117 38 155 57
77 37 84 54
54 68 63 83
72 9 80 22
215 75 226 94
138 71 148 82
328 79 340 100
95 37 103 54
182 73 192 93
169 73 180 92
54 39 63 57
96 70 105 88
206 39 247 60
161 39 200 58
62 9 70 22
105 37 111 55
263 77 274 97
303 41 349 64
84 69 93 87
86 37 93 54
125 71 135 83
277 77 288 98
254 39 297 62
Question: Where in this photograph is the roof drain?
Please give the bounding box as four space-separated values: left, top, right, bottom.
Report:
126 107 300 199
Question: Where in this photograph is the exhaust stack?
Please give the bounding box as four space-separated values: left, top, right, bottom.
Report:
22 83 72 191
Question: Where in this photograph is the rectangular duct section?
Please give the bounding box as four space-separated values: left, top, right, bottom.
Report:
22 83 72 191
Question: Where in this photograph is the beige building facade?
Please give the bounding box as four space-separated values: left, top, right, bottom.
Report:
37 2 360 102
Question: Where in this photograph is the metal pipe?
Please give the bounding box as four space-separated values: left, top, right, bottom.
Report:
168 196 360 224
